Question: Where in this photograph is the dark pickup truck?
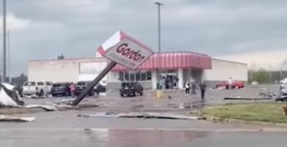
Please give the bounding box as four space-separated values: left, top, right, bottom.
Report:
74 81 94 96
74 81 106 96
119 82 143 97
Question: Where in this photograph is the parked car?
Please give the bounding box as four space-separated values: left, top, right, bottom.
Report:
119 82 143 97
22 81 53 96
94 84 107 94
215 81 244 89
74 81 94 96
51 83 71 97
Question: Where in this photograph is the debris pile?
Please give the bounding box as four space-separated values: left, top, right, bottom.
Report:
0 83 25 107
0 115 35 122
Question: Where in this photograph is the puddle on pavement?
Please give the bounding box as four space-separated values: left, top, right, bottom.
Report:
1 129 287 147
79 129 209 147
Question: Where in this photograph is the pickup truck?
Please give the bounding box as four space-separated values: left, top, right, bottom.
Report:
22 81 53 96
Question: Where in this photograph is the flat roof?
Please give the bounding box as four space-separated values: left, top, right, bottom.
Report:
29 57 105 62
212 58 247 65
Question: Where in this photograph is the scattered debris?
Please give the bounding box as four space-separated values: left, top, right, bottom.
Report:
25 104 56 111
224 97 272 100
54 98 75 105
99 92 107 97
0 83 25 107
78 112 202 120
24 94 45 99
0 115 35 122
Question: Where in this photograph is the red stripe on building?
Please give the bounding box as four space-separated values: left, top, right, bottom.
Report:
111 52 212 71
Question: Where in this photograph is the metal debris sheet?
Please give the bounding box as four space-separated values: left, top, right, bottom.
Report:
78 112 201 120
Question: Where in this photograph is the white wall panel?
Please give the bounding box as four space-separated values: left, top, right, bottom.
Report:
79 62 108 83
203 59 248 81
28 60 79 83
28 58 107 83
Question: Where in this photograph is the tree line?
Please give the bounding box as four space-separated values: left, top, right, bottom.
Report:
248 69 287 84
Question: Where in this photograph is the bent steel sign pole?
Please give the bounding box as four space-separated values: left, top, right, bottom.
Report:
71 61 116 106
71 31 154 106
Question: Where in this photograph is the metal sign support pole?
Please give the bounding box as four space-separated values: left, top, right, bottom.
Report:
71 61 117 106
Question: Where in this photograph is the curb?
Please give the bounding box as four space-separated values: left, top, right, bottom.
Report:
202 115 287 128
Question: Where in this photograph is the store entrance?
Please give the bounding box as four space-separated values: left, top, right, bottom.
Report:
159 70 179 89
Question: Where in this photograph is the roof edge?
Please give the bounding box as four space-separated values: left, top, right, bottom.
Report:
212 58 248 65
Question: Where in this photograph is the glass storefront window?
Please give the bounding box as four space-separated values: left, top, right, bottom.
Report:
136 72 141 81
147 71 151 80
124 72 129 81
119 71 152 82
130 73 135 81
141 72 146 81
119 72 124 81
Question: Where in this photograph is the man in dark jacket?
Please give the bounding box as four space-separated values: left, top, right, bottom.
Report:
199 82 206 99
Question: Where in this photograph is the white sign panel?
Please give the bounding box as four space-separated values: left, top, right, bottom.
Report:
97 31 154 69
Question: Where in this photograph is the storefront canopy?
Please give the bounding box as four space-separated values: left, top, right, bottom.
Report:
111 52 212 71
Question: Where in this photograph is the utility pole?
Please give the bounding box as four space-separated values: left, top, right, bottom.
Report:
155 2 163 88
155 2 162 54
2 0 7 82
7 30 10 83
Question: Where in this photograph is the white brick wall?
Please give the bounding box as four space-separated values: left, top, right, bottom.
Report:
28 58 107 83
203 58 248 82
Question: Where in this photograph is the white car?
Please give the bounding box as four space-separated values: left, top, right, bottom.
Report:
280 78 287 84
22 81 53 96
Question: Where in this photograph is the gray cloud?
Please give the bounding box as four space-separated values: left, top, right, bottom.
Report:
1 0 287 75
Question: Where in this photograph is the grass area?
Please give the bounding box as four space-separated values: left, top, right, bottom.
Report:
201 103 287 123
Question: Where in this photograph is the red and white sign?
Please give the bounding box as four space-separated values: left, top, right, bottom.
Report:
97 31 154 69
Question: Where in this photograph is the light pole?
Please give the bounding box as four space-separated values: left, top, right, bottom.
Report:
7 30 10 83
155 2 163 89
2 0 7 82
155 2 162 54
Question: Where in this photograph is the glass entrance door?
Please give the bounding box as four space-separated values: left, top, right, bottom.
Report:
158 69 178 89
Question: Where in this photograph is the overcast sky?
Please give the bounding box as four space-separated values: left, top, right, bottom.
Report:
1 0 287 76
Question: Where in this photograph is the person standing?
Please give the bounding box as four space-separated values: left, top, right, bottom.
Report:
227 77 232 90
199 81 206 99
69 83 75 97
185 82 190 94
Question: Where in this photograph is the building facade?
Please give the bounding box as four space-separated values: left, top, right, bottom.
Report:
28 52 248 89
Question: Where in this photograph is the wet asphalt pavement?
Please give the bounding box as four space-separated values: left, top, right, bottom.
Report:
1 127 287 147
1 84 286 147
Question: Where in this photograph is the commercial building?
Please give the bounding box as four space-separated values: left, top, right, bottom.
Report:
28 51 248 89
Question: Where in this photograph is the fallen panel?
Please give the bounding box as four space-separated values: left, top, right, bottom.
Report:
78 112 118 118
118 112 200 120
0 115 35 122
78 112 201 120
224 97 272 100
25 104 57 111
0 83 25 107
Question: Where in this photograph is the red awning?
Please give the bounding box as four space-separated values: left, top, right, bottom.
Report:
111 52 212 71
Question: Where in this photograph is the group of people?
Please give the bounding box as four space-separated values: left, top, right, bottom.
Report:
185 79 206 99
158 76 179 90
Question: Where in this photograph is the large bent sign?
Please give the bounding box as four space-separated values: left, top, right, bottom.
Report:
97 31 154 69
72 31 154 106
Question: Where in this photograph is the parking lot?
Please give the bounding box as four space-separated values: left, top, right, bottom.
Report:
0 84 284 147
21 84 280 114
